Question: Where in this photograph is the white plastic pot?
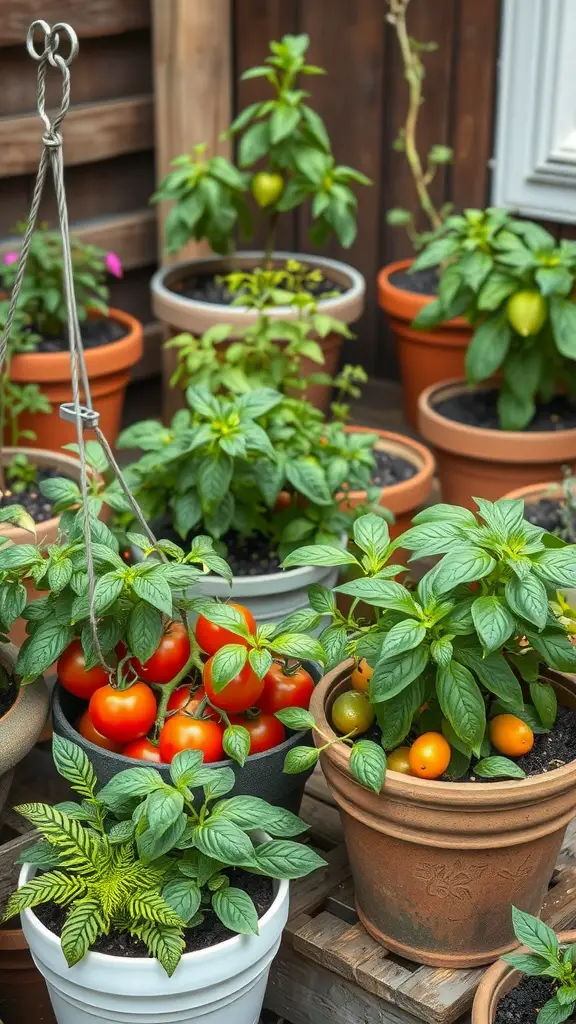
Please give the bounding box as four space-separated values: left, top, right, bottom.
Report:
19 862 289 1024
196 562 339 624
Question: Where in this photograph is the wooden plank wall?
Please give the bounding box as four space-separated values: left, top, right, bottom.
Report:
0 0 158 375
234 0 503 377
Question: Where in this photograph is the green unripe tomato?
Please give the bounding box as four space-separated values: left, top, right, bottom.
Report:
251 172 284 208
506 290 548 337
331 691 375 736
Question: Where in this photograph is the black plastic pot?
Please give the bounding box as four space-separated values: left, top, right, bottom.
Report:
52 662 321 814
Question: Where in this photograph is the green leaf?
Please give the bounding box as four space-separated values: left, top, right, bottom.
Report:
251 840 326 879
532 548 576 589
380 620 426 660
5 870 85 919
511 906 559 960
335 578 418 614
223 724 251 767
285 459 331 506
436 661 486 748
61 900 103 967
170 748 204 787
319 625 349 670
212 886 259 934
98 767 165 809
430 637 454 669
92 572 124 615
465 310 512 381
173 491 202 538
377 677 425 749
132 571 173 617
202 767 236 801
527 630 576 671
248 648 273 680
51 737 97 801
401 520 468 558
501 952 552 975
352 514 390 562
529 681 557 730
16 620 74 680
136 815 188 863
372 645 430 701
194 818 255 865
197 451 233 510
127 602 163 664
431 546 496 596
550 296 576 359
239 120 270 167
275 707 315 731
0 582 26 629
162 878 201 923
349 740 386 793
533 997 575 1024
270 633 325 663
474 756 526 779
505 574 548 629
282 545 357 569
210 644 248 693
270 103 301 143
455 646 523 707
146 789 184 832
472 596 516 653
213 797 307 838
283 746 319 774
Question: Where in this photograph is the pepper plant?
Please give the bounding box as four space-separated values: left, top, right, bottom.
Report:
503 908 576 1024
280 499 576 792
152 34 371 262
0 301 50 490
411 211 576 429
5 736 325 975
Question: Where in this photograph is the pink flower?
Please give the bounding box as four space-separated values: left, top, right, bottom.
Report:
3 252 18 265
105 252 123 278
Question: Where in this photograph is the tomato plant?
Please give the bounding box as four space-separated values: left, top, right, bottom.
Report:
76 709 124 753
259 661 314 714
58 639 110 699
123 737 163 762
195 603 256 657
203 655 264 714
229 712 285 754
89 682 157 744
159 714 224 763
131 621 190 684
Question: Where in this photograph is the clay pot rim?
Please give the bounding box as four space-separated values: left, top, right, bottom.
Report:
341 425 435 515
151 250 365 328
377 258 469 329
0 447 83 546
0 643 48 777
9 307 143 382
503 481 565 502
472 931 576 1023
311 659 576 800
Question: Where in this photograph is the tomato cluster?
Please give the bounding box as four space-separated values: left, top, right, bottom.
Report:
60 602 315 767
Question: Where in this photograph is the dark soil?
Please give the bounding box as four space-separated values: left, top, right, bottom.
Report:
0 467 72 525
170 268 345 306
31 317 125 355
389 266 439 297
434 389 576 432
0 673 17 720
33 869 274 957
524 497 575 543
494 976 573 1024
370 448 417 488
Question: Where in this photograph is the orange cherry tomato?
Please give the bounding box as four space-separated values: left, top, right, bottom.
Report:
350 658 373 695
387 746 412 774
409 732 451 780
58 639 110 699
259 662 315 714
89 682 157 744
159 714 224 763
76 709 124 753
203 655 264 714
195 602 256 657
489 714 534 757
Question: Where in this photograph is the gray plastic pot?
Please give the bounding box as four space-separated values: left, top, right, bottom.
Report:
195 561 340 624
52 661 321 814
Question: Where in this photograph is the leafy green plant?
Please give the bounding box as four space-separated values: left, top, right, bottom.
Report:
281 499 576 791
152 34 371 261
503 908 576 1024
5 736 325 975
410 212 576 429
0 301 50 488
385 0 453 249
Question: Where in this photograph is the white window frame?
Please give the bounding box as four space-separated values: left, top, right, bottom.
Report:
492 0 576 222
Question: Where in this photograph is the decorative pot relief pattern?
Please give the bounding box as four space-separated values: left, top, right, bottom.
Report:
497 855 533 887
414 860 488 901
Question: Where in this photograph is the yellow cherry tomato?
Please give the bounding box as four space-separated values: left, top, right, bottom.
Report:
489 714 534 757
351 658 373 694
387 746 412 774
506 290 547 337
409 732 451 779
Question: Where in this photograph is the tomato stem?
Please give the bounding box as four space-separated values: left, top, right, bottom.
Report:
154 631 203 739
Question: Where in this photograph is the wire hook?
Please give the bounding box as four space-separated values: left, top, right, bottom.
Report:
26 20 78 67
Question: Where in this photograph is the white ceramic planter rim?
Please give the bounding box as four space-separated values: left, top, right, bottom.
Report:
151 250 365 327
19 861 288 992
198 559 338 596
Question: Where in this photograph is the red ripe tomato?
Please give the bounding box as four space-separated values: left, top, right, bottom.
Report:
76 709 124 753
229 712 285 755
203 655 264 714
58 639 110 700
167 685 216 718
123 737 163 763
159 715 224 763
195 602 256 656
131 622 190 684
259 662 314 714
89 682 157 743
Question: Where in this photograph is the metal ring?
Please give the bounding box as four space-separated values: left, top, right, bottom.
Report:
47 23 79 67
26 20 52 61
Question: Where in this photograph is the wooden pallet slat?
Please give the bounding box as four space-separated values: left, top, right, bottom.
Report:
2 1 151 45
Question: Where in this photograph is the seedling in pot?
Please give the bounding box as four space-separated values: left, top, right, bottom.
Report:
281 500 576 792
502 908 576 1024
4 736 325 976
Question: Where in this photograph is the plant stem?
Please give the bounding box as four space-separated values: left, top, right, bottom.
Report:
388 0 443 233
264 212 279 268
154 633 202 737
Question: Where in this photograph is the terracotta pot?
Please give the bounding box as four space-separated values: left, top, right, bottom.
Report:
0 642 49 816
1 447 83 650
377 259 473 428
0 923 55 1024
418 379 576 509
151 252 365 412
472 930 576 1023
8 308 143 451
310 661 576 968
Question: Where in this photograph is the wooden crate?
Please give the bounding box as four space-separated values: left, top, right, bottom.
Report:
265 774 576 1024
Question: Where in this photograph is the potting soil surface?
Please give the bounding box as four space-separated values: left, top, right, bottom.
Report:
434 389 576 432
0 674 17 719
31 316 125 354
369 447 417 487
169 268 344 305
34 869 274 957
388 266 439 297
494 975 575 1023
0 467 70 524
525 497 575 543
